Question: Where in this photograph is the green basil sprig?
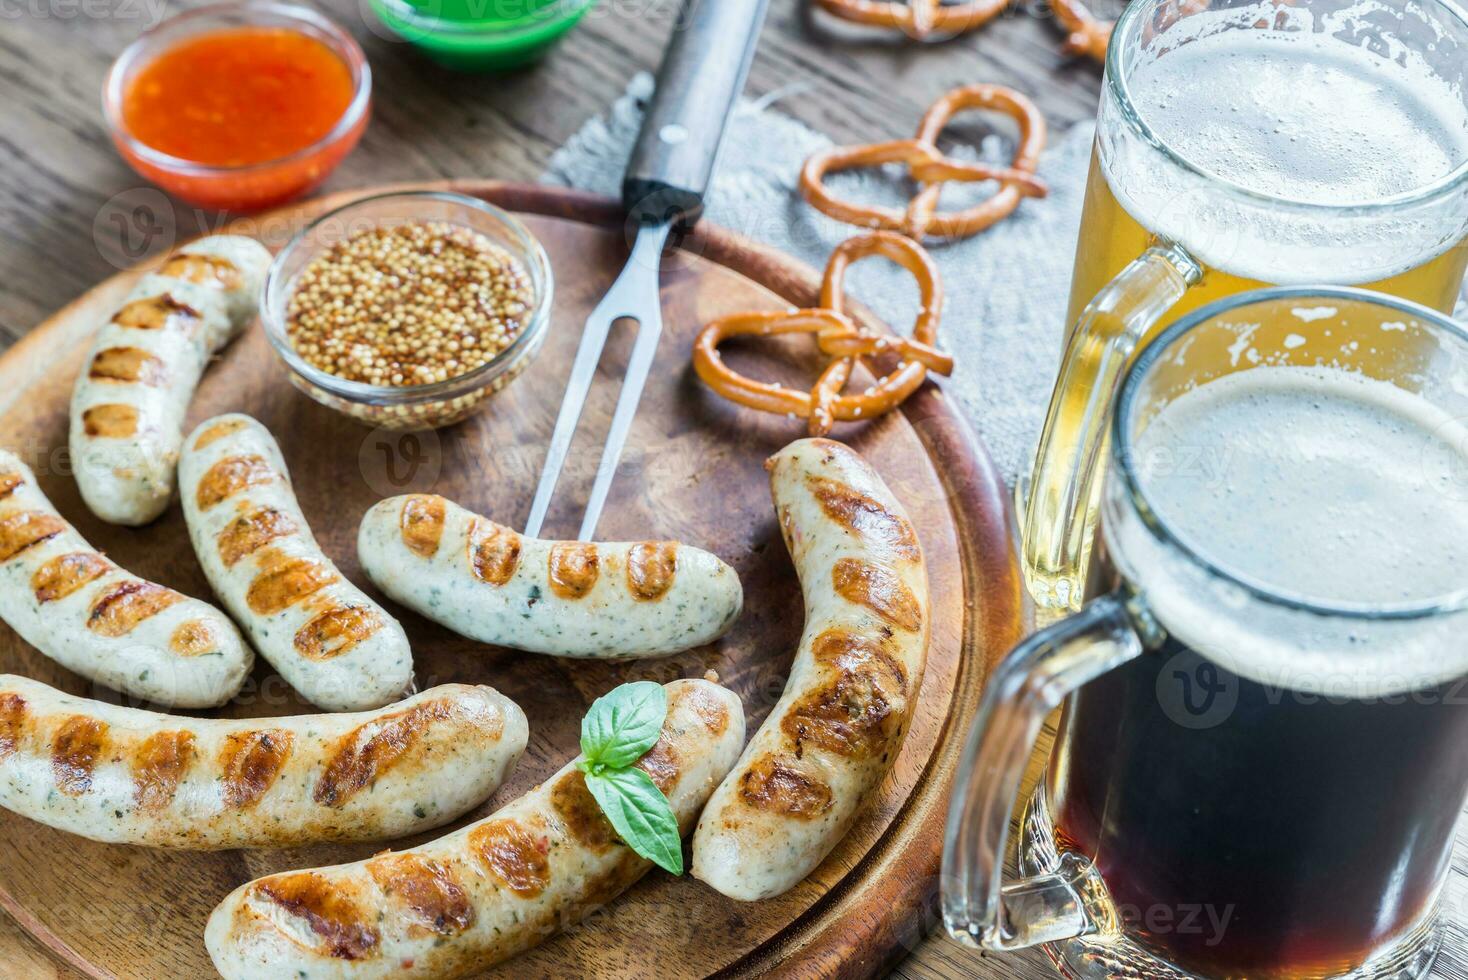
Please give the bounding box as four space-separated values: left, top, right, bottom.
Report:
576 681 683 874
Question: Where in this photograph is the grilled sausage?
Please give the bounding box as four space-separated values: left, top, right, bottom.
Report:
357 494 743 659
69 235 271 526
206 677 745 979
692 439 930 900
0 673 526 849
0 448 251 708
180 415 413 712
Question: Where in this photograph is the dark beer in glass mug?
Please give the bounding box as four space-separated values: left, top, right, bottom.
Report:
1053 642 1468 976
942 288 1468 980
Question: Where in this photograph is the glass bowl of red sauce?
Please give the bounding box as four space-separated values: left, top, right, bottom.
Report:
103 1 371 212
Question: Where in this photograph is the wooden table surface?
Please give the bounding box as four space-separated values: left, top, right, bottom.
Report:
3 2 1466 979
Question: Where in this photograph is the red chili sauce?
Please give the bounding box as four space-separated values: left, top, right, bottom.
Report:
116 27 366 210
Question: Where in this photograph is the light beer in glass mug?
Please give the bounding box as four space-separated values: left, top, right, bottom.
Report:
1021 0 1468 614
944 288 1468 980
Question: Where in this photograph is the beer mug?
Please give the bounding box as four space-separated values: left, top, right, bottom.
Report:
944 287 1468 980
1020 0 1468 615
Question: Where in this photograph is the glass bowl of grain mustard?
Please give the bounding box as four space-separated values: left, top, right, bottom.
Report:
262 190 552 429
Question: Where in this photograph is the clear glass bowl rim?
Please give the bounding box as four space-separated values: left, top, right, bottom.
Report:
260 189 555 407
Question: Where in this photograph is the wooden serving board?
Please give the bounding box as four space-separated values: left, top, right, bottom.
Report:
0 181 1025 980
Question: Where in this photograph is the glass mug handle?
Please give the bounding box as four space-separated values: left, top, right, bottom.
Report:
1021 244 1202 611
941 593 1152 950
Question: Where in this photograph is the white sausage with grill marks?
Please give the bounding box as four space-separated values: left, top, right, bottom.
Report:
69 235 271 526
692 438 930 900
206 677 744 979
357 494 743 659
179 414 414 712
0 448 252 708
0 674 526 849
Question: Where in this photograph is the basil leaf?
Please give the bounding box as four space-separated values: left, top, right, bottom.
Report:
584 766 683 875
580 681 667 770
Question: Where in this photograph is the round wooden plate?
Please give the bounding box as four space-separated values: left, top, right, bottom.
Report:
0 182 1025 980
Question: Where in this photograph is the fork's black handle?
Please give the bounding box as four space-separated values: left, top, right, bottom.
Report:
622 0 771 228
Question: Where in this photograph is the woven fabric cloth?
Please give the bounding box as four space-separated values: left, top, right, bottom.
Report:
544 73 1468 485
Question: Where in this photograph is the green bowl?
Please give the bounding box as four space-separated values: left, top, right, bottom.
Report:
369 0 596 72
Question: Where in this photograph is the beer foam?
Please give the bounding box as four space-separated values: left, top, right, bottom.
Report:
1108 365 1468 697
1101 9 1468 284
1133 32 1467 207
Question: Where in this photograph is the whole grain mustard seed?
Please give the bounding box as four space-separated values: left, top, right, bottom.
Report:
285 221 534 386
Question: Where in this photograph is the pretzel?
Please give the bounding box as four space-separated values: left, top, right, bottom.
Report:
693 233 952 436
813 0 1010 39
1049 0 1111 60
1051 0 1217 61
813 0 1113 58
800 84 1047 241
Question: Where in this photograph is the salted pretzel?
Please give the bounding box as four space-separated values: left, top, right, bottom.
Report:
1048 0 1219 62
813 0 1114 57
1049 0 1111 60
693 233 953 436
813 0 1010 39
801 84 1047 241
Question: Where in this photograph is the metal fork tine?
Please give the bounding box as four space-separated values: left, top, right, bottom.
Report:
578 232 673 539
522 295 620 539
524 220 674 540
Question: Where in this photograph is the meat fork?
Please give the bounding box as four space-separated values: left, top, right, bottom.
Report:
523 0 771 542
